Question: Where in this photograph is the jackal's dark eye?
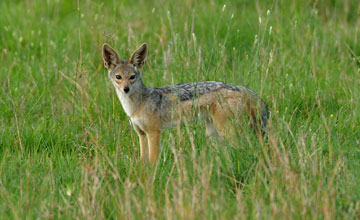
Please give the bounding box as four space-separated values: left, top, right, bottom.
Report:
129 75 136 80
115 75 122 80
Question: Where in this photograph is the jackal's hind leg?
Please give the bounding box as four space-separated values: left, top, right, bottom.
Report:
208 104 240 143
204 115 222 141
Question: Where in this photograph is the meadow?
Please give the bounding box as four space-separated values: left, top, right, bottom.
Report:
0 0 359 219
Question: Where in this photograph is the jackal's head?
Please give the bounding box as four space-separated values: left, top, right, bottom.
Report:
102 43 147 95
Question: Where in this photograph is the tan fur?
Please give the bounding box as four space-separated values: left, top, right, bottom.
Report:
102 43 268 165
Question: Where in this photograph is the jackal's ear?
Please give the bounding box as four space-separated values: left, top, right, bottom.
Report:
102 43 120 71
129 43 147 68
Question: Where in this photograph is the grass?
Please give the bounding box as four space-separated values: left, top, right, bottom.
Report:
1 0 360 219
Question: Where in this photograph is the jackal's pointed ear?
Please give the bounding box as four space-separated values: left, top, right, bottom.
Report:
102 43 120 71
129 43 147 68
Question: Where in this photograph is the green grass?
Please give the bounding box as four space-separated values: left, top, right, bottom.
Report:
1 0 360 219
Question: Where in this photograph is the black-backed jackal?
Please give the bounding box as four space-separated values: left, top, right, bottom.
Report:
102 43 269 165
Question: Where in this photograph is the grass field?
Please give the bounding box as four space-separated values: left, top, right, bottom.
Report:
1 0 360 219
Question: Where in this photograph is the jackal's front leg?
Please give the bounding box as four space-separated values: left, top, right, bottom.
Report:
147 130 161 165
134 125 148 161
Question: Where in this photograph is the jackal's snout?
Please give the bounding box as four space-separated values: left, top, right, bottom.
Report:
123 86 130 93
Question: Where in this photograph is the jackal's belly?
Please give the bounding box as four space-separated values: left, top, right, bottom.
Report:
160 120 181 129
159 108 203 130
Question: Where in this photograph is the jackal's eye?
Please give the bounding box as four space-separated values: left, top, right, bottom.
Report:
115 75 122 80
129 75 136 80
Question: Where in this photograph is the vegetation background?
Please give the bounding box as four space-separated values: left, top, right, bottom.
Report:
1 0 359 219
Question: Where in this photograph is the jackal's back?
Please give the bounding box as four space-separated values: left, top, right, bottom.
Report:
155 81 257 101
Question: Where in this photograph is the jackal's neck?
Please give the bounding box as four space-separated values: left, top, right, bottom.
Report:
133 78 150 99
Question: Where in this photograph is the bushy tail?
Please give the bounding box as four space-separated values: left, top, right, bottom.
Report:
250 99 269 137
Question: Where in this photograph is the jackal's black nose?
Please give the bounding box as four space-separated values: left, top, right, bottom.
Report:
124 87 130 93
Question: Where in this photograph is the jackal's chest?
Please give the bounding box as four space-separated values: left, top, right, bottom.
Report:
115 88 136 116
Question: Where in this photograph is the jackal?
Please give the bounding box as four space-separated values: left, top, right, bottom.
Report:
102 43 269 165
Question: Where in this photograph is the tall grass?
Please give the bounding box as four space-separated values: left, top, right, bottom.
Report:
0 0 359 219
